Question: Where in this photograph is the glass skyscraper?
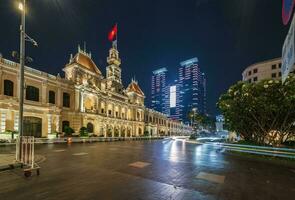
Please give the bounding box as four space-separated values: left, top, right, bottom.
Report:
150 58 206 124
176 58 206 123
151 68 169 115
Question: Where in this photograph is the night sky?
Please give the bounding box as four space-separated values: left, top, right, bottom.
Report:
0 0 289 115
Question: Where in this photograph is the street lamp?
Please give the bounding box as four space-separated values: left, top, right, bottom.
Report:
18 0 26 161
17 0 38 161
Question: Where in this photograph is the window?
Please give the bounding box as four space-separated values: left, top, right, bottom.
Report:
248 79 252 83
271 73 277 78
115 111 118 117
4 80 13 96
26 86 39 102
62 121 70 132
253 68 258 73
279 63 282 68
108 110 112 115
279 72 282 77
253 77 258 82
63 92 70 107
271 64 276 70
49 90 55 104
86 122 94 133
248 71 252 76
101 108 104 114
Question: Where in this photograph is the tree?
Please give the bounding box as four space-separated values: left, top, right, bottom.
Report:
218 76 295 146
188 110 215 131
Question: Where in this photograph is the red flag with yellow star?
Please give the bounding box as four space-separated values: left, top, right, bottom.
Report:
108 24 118 41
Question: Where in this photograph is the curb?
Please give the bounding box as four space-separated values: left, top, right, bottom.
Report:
0 137 165 146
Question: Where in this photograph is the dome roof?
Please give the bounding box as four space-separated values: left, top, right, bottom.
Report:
69 52 102 75
127 80 145 96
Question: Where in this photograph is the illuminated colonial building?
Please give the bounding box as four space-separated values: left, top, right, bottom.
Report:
0 44 190 138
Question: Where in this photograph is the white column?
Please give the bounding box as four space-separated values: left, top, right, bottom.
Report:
80 92 84 112
14 112 19 131
56 115 60 132
57 87 61 107
47 114 52 134
1 110 7 133
42 81 47 105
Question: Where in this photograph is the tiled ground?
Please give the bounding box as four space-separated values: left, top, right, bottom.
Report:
0 140 294 200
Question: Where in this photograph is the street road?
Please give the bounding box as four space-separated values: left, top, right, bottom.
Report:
0 139 294 200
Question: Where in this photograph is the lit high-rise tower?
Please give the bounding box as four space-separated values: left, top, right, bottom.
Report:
151 68 169 115
177 58 206 123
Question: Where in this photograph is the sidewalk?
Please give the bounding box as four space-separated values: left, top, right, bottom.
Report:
0 153 45 171
0 154 15 171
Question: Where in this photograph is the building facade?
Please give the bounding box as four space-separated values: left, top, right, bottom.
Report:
144 108 192 136
151 67 169 115
242 58 295 83
177 58 206 123
0 44 190 138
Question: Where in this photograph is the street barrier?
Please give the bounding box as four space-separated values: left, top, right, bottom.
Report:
16 136 40 177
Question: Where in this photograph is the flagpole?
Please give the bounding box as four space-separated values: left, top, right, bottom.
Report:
114 23 118 49
116 23 118 48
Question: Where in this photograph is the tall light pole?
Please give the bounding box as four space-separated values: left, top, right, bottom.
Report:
18 0 26 161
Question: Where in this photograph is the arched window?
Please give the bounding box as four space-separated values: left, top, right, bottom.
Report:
63 92 70 108
26 86 39 101
49 90 55 104
87 122 94 133
4 80 13 96
62 121 70 132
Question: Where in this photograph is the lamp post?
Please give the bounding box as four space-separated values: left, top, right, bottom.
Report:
18 0 26 161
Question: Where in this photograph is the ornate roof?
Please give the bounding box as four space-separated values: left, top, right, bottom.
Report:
127 80 145 96
69 51 102 75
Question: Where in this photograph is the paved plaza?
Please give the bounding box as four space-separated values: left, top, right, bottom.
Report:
0 139 294 200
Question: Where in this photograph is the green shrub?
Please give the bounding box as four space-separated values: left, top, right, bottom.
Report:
144 131 149 137
79 127 89 137
64 126 74 137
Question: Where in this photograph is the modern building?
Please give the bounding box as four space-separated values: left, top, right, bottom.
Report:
168 82 178 120
177 58 206 123
151 67 169 115
0 44 190 138
242 58 295 83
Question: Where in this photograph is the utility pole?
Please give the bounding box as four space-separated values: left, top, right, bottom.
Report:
19 0 26 161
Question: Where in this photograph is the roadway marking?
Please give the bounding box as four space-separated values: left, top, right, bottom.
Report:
72 152 88 156
196 172 225 184
53 149 66 152
129 161 151 168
